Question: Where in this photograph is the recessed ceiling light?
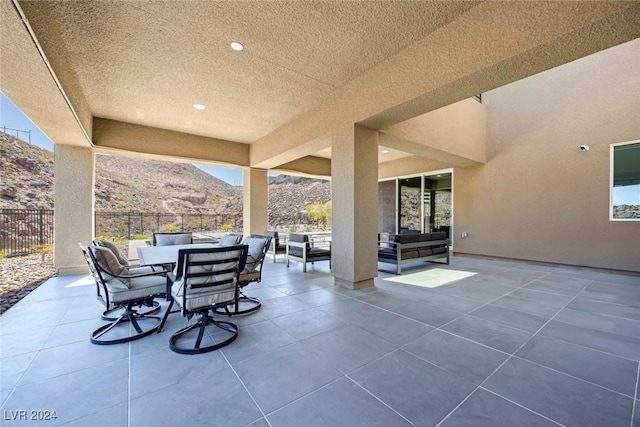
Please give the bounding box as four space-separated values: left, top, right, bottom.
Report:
381 149 389 154
193 103 206 110
230 42 244 51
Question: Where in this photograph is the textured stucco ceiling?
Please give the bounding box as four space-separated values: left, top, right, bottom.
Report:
15 0 479 144
3 0 639 172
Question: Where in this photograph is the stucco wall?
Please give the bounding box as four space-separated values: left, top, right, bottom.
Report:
454 39 640 272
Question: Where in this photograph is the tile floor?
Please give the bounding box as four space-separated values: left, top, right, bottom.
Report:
1 255 640 426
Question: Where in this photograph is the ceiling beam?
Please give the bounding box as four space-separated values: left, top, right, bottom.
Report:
92 118 250 167
250 2 640 168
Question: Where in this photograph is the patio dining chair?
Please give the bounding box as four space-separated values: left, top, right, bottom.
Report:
157 245 249 354
152 232 193 246
286 233 331 272
213 234 272 316
79 243 168 345
264 230 287 262
218 233 243 247
93 239 161 320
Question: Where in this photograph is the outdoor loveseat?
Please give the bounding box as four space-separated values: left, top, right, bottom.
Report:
378 231 449 274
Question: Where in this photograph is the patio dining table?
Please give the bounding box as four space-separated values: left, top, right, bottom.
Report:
137 243 218 267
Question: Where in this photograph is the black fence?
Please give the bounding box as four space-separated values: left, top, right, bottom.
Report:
95 211 243 240
0 209 243 257
0 209 54 256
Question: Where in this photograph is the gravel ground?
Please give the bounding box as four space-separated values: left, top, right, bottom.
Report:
0 253 56 315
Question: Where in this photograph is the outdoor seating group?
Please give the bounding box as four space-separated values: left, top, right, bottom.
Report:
80 231 272 354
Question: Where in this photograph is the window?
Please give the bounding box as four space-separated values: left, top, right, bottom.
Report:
610 140 640 221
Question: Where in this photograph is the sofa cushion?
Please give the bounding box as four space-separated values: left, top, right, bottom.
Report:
418 248 434 257
418 233 432 242
432 246 448 255
378 248 418 260
393 234 419 244
431 231 447 241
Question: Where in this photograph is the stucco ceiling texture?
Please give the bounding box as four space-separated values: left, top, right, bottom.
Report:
17 0 478 144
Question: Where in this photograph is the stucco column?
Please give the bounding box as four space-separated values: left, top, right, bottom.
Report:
331 124 379 289
54 145 94 275
243 167 268 236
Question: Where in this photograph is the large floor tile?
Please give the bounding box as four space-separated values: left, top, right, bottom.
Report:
554 307 640 338
391 300 462 328
256 296 312 319
292 288 348 307
220 320 296 364
508 289 574 309
300 325 396 374
355 290 414 310
421 292 486 313
267 377 412 426
492 295 560 318
524 278 588 296
315 298 385 324
539 320 640 361
484 357 633 427
348 309 434 346
439 282 515 303
469 304 549 333
0 359 129 426
516 335 638 396
441 315 532 354
60 402 128 427
580 282 640 305
0 351 37 392
130 345 229 399
349 349 477 426
403 330 508 385
0 328 54 358
129 366 263 427
16 339 128 386
440 388 558 427
567 297 640 321
270 307 346 340
234 343 342 413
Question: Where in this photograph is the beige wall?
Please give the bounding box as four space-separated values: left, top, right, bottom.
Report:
381 99 486 167
453 39 640 272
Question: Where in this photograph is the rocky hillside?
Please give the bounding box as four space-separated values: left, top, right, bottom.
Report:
0 132 331 228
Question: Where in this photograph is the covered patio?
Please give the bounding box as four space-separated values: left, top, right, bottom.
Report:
2 255 639 426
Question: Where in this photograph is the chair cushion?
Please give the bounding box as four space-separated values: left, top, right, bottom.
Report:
306 248 331 260
107 275 166 304
90 246 130 287
378 247 418 260
219 234 241 246
154 233 192 246
242 236 268 260
98 240 129 266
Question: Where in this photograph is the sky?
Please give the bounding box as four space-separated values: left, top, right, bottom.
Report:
1 91 244 185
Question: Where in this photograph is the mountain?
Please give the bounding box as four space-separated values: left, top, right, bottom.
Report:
0 132 331 228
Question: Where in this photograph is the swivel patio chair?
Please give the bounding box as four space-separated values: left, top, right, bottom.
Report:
213 234 271 316
93 239 161 320
217 233 243 247
158 245 249 354
264 230 287 262
79 243 168 345
152 232 193 271
152 232 193 246
286 233 331 272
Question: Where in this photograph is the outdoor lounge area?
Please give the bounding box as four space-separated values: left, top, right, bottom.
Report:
2 254 640 426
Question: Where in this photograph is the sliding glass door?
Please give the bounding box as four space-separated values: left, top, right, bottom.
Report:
378 169 453 245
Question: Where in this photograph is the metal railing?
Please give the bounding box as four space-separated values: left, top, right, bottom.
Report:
94 211 243 240
0 209 53 256
1 126 31 143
